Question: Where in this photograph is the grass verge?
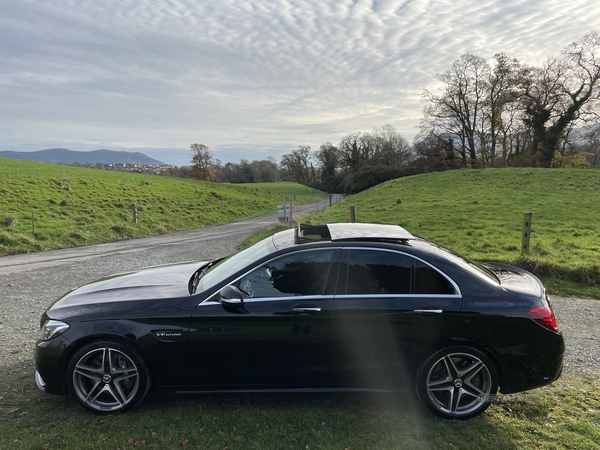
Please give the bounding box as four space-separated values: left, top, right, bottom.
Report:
1 370 598 449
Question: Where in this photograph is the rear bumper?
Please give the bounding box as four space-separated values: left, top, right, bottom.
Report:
499 333 565 394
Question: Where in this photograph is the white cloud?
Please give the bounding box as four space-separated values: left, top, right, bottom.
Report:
0 0 599 164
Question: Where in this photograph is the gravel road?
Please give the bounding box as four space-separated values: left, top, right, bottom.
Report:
0 207 598 386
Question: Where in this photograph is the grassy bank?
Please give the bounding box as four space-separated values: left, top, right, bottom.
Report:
1 370 598 449
0 158 327 256
304 168 600 298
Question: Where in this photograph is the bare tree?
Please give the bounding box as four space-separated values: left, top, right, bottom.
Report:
520 32 600 167
485 53 521 166
373 124 412 166
569 122 600 167
338 132 364 172
280 146 312 184
315 142 340 180
423 54 491 167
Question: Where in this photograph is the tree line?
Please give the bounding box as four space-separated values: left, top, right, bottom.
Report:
176 31 600 193
418 31 600 169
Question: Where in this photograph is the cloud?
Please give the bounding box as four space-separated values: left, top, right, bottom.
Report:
0 0 599 164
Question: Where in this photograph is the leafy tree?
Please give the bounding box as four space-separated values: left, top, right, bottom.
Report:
190 143 216 181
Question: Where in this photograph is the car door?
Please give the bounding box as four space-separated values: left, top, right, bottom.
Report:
327 247 462 389
187 248 339 388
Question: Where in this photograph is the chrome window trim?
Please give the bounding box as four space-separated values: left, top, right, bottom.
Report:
334 294 462 300
200 247 338 305
199 245 462 306
340 246 462 297
198 294 335 306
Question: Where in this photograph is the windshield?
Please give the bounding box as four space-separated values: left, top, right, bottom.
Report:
196 237 274 293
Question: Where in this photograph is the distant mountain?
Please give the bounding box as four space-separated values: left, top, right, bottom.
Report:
0 148 166 165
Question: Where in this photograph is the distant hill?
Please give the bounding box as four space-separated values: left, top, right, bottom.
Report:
0 148 166 165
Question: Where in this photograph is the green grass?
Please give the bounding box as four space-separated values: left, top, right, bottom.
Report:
1 371 598 449
0 158 327 256
236 182 327 203
304 168 600 298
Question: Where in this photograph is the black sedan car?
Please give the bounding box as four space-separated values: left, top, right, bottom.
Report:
35 223 564 419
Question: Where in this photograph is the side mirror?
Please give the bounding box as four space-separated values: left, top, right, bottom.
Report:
220 285 244 305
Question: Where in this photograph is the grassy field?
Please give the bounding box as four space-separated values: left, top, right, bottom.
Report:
0 158 327 256
304 168 600 298
0 371 598 449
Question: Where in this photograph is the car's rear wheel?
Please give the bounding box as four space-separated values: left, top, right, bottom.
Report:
416 345 498 420
67 340 150 414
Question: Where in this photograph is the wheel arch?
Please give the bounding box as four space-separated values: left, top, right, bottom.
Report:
62 333 156 394
65 336 153 414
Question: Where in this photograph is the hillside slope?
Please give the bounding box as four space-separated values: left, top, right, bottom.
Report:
0 158 325 255
307 168 600 293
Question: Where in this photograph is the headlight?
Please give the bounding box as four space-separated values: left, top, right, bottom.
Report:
40 320 69 341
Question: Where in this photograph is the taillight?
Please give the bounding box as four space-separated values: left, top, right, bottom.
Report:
527 306 559 333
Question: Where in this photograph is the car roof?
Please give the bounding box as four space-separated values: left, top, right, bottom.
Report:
272 223 414 249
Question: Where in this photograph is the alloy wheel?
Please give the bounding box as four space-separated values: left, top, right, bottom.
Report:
71 347 140 412
424 351 493 417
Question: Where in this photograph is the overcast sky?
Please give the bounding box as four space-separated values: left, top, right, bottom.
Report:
1 0 599 166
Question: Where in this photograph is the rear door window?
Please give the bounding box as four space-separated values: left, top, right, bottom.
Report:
338 248 457 296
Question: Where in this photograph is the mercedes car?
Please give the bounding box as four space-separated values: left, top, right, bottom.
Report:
35 222 564 419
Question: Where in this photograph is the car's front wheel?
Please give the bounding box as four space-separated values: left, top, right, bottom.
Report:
67 340 150 414
416 345 498 420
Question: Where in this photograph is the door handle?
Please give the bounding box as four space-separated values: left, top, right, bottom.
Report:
292 306 322 315
413 309 443 315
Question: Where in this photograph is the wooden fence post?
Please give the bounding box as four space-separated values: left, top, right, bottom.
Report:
521 212 532 255
288 200 293 228
132 203 138 224
349 206 357 223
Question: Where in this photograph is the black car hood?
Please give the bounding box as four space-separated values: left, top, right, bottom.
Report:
50 261 209 309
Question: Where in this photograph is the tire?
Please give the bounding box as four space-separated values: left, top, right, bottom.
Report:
66 340 151 414
416 345 498 420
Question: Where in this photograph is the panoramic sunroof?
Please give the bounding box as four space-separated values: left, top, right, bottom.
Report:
294 224 331 244
294 223 414 244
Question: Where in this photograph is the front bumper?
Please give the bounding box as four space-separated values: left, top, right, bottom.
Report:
34 335 72 395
